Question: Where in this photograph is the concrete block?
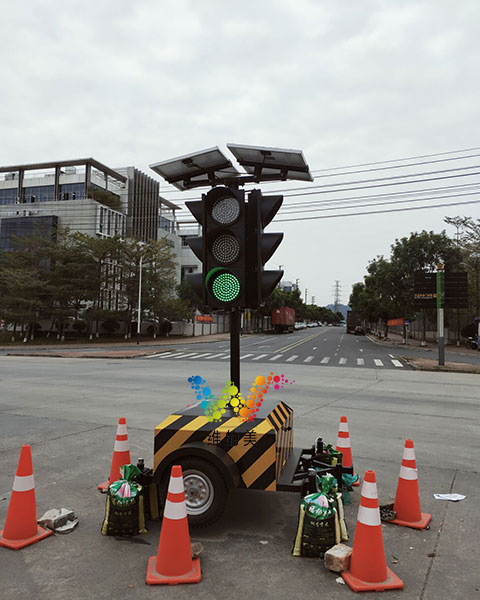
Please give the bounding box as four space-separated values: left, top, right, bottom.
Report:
324 543 352 572
38 508 79 533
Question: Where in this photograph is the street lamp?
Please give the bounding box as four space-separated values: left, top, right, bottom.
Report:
137 242 145 345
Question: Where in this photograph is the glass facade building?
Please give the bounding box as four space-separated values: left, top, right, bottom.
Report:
0 215 58 251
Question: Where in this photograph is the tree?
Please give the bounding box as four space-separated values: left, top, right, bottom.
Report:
445 216 480 315
350 230 463 338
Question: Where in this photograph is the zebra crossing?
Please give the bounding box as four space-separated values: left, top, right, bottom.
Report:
145 351 406 368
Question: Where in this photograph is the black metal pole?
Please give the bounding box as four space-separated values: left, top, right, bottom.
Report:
437 269 445 366
230 309 241 391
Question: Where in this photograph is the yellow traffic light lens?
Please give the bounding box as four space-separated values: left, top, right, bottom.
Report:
212 272 241 302
211 232 240 264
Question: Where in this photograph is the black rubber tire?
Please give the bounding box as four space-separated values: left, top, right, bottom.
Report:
158 457 229 528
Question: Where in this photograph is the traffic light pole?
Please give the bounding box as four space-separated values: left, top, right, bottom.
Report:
230 309 241 391
437 268 445 366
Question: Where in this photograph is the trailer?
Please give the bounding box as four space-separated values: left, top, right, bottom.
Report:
153 397 352 527
272 306 295 333
346 310 361 334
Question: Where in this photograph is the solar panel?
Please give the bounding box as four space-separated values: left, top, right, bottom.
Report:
227 143 313 182
149 147 241 190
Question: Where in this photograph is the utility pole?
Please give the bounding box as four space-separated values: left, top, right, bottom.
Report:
332 280 342 313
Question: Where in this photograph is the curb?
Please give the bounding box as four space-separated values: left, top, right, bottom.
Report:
6 350 173 359
404 358 480 374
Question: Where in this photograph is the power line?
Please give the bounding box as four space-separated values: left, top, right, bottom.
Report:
161 166 480 207
278 181 480 211
275 197 480 222
278 189 480 216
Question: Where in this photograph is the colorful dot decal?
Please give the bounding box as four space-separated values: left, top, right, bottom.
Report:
189 372 295 422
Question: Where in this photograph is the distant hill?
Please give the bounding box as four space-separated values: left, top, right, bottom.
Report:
326 304 350 319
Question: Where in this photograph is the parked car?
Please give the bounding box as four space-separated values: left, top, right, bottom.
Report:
354 326 366 336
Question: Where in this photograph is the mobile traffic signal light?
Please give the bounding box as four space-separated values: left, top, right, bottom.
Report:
185 186 247 309
246 189 284 307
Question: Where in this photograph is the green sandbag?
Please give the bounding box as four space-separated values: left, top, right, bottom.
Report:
101 464 147 536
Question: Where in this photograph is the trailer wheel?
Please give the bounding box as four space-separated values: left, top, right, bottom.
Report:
159 457 229 528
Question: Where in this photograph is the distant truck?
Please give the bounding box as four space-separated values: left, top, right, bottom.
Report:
346 310 361 334
272 307 295 333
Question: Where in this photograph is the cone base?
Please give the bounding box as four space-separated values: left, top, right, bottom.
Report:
389 512 431 530
146 556 201 585
342 566 404 592
97 481 109 493
0 526 53 550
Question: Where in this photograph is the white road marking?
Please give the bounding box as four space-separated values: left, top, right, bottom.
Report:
339 357 347 364
389 353 394 358
220 354 230 360
269 355 282 361
357 358 364 365
252 354 268 361
192 353 212 359
304 356 314 362
321 357 330 364
391 359 404 368
205 353 227 359
144 352 171 359
286 355 299 362
171 353 194 359
313 347 317 350
359 348 364 352
240 354 254 360
155 352 181 359
374 359 384 367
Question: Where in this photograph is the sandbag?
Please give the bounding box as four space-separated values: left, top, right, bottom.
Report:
101 465 147 536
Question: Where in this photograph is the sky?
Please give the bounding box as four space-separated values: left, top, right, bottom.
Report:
1 0 480 307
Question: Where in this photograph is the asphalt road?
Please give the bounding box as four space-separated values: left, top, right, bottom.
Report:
0 354 478 599
141 326 411 369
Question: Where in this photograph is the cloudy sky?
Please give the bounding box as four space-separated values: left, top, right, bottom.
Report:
2 0 480 307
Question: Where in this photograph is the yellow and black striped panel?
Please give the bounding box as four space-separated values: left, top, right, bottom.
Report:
153 402 280 491
266 401 293 480
226 419 276 491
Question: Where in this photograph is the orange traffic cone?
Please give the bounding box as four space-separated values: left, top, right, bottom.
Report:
390 439 431 529
0 445 53 550
98 417 131 492
146 465 201 585
336 415 360 486
342 470 404 592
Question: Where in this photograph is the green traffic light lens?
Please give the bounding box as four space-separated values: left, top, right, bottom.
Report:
212 272 241 302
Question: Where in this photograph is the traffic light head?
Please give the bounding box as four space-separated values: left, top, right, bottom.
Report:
185 186 247 309
246 189 284 307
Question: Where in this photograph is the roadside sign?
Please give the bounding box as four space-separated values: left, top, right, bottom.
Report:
414 271 468 309
414 272 437 308
387 318 405 326
444 272 468 309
